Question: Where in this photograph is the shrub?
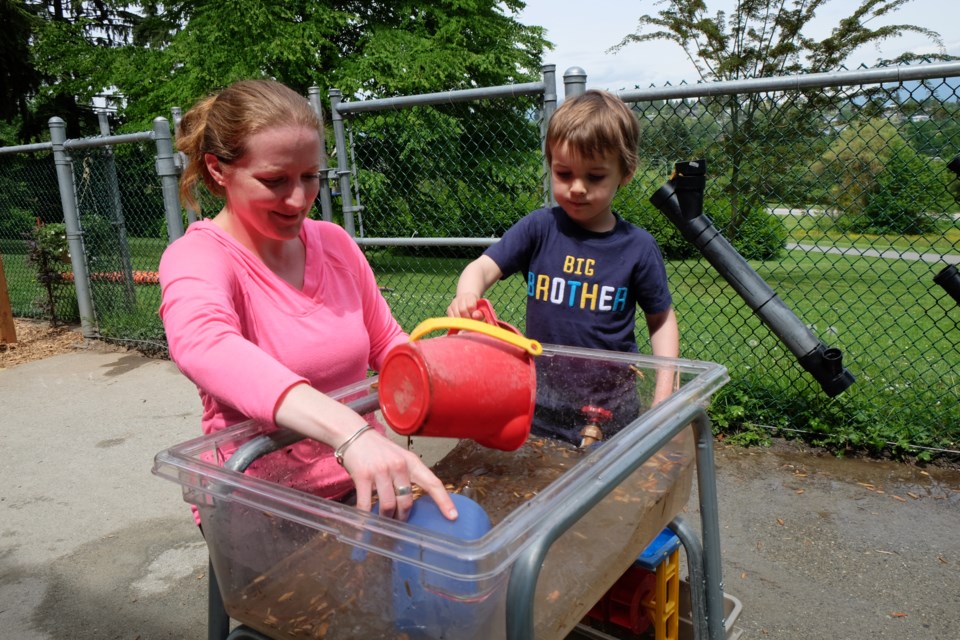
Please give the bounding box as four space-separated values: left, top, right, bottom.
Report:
706 197 787 260
24 221 73 325
814 118 945 235
620 184 786 261
0 207 34 244
861 146 940 235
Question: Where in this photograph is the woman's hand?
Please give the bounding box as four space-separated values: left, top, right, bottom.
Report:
274 383 458 522
339 430 457 521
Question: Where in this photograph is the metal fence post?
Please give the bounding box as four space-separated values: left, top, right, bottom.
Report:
153 117 185 243
563 66 587 100
49 117 98 338
541 64 558 207
308 86 335 223
329 88 358 237
170 106 198 225
97 111 137 309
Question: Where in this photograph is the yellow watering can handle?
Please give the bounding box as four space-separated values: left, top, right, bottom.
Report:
409 317 543 356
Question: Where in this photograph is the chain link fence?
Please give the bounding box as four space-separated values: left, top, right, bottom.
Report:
1 62 957 457
0 145 65 321
610 64 960 458
336 79 555 328
69 139 169 348
0 114 181 351
338 62 960 458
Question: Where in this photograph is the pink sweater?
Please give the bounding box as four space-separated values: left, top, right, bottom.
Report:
159 219 407 501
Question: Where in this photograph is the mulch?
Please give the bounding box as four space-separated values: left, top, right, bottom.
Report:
0 318 84 370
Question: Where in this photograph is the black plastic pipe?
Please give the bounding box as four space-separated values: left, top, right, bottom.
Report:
934 264 960 307
650 159 855 397
948 154 960 177
936 155 960 307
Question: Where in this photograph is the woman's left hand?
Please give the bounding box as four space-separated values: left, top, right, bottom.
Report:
274 383 458 522
338 430 457 522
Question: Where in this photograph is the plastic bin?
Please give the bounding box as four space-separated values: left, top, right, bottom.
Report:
153 346 728 640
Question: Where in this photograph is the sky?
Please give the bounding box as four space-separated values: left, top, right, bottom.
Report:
516 0 960 92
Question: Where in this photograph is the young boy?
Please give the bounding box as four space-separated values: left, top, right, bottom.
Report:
447 89 679 446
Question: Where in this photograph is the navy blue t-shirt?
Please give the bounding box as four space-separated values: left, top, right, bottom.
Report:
485 206 672 352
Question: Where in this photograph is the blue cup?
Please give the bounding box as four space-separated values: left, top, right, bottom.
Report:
391 493 496 637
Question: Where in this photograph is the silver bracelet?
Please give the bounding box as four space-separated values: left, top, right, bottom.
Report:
334 424 374 466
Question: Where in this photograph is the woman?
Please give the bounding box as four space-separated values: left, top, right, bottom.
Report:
159 79 456 522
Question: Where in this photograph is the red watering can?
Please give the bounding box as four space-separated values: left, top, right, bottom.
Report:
378 300 542 451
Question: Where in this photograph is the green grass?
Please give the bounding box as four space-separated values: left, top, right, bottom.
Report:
2 251 44 315
1 237 166 333
668 251 959 457
779 211 960 255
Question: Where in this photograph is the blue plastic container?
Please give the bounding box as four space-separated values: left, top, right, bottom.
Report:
389 493 495 637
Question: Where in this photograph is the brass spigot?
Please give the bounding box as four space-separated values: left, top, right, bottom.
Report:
579 405 613 449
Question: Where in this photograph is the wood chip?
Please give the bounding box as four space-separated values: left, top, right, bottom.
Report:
0 318 83 369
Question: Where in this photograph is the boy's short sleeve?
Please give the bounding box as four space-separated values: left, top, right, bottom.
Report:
484 208 551 277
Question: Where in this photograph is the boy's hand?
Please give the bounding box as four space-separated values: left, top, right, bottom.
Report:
446 293 486 320
449 256 502 319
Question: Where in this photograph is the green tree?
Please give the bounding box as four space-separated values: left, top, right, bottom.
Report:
105 0 547 128
15 2 547 137
611 0 947 233
7 1 145 141
94 1 550 241
813 117 941 233
1 0 42 134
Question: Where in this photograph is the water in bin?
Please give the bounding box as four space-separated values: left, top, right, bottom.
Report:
375 493 497 638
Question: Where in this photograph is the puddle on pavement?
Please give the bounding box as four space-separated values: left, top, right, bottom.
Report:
101 353 149 377
718 441 960 506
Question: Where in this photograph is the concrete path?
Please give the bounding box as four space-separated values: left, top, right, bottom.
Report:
0 347 206 639
786 242 960 265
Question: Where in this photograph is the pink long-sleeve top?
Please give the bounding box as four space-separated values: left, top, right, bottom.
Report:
159 218 407 502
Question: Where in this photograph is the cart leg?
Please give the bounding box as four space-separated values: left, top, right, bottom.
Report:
209 558 230 640
691 411 726 640
669 517 707 640
226 626 274 639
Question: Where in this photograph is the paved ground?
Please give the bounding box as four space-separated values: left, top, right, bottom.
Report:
1 347 958 639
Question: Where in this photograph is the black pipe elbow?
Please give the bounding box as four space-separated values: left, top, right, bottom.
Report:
650 183 683 221
798 345 856 398
934 264 960 306
667 159 706 220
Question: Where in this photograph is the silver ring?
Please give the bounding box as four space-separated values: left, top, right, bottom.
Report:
395 485 412 497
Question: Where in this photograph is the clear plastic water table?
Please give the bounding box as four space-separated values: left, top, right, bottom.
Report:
153 345 730 640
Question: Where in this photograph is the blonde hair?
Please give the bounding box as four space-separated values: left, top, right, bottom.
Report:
176 79 323 211
546 89 639 177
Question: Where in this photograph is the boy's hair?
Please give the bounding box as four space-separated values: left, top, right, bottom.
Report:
176 79 323 211
546 89 639 177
